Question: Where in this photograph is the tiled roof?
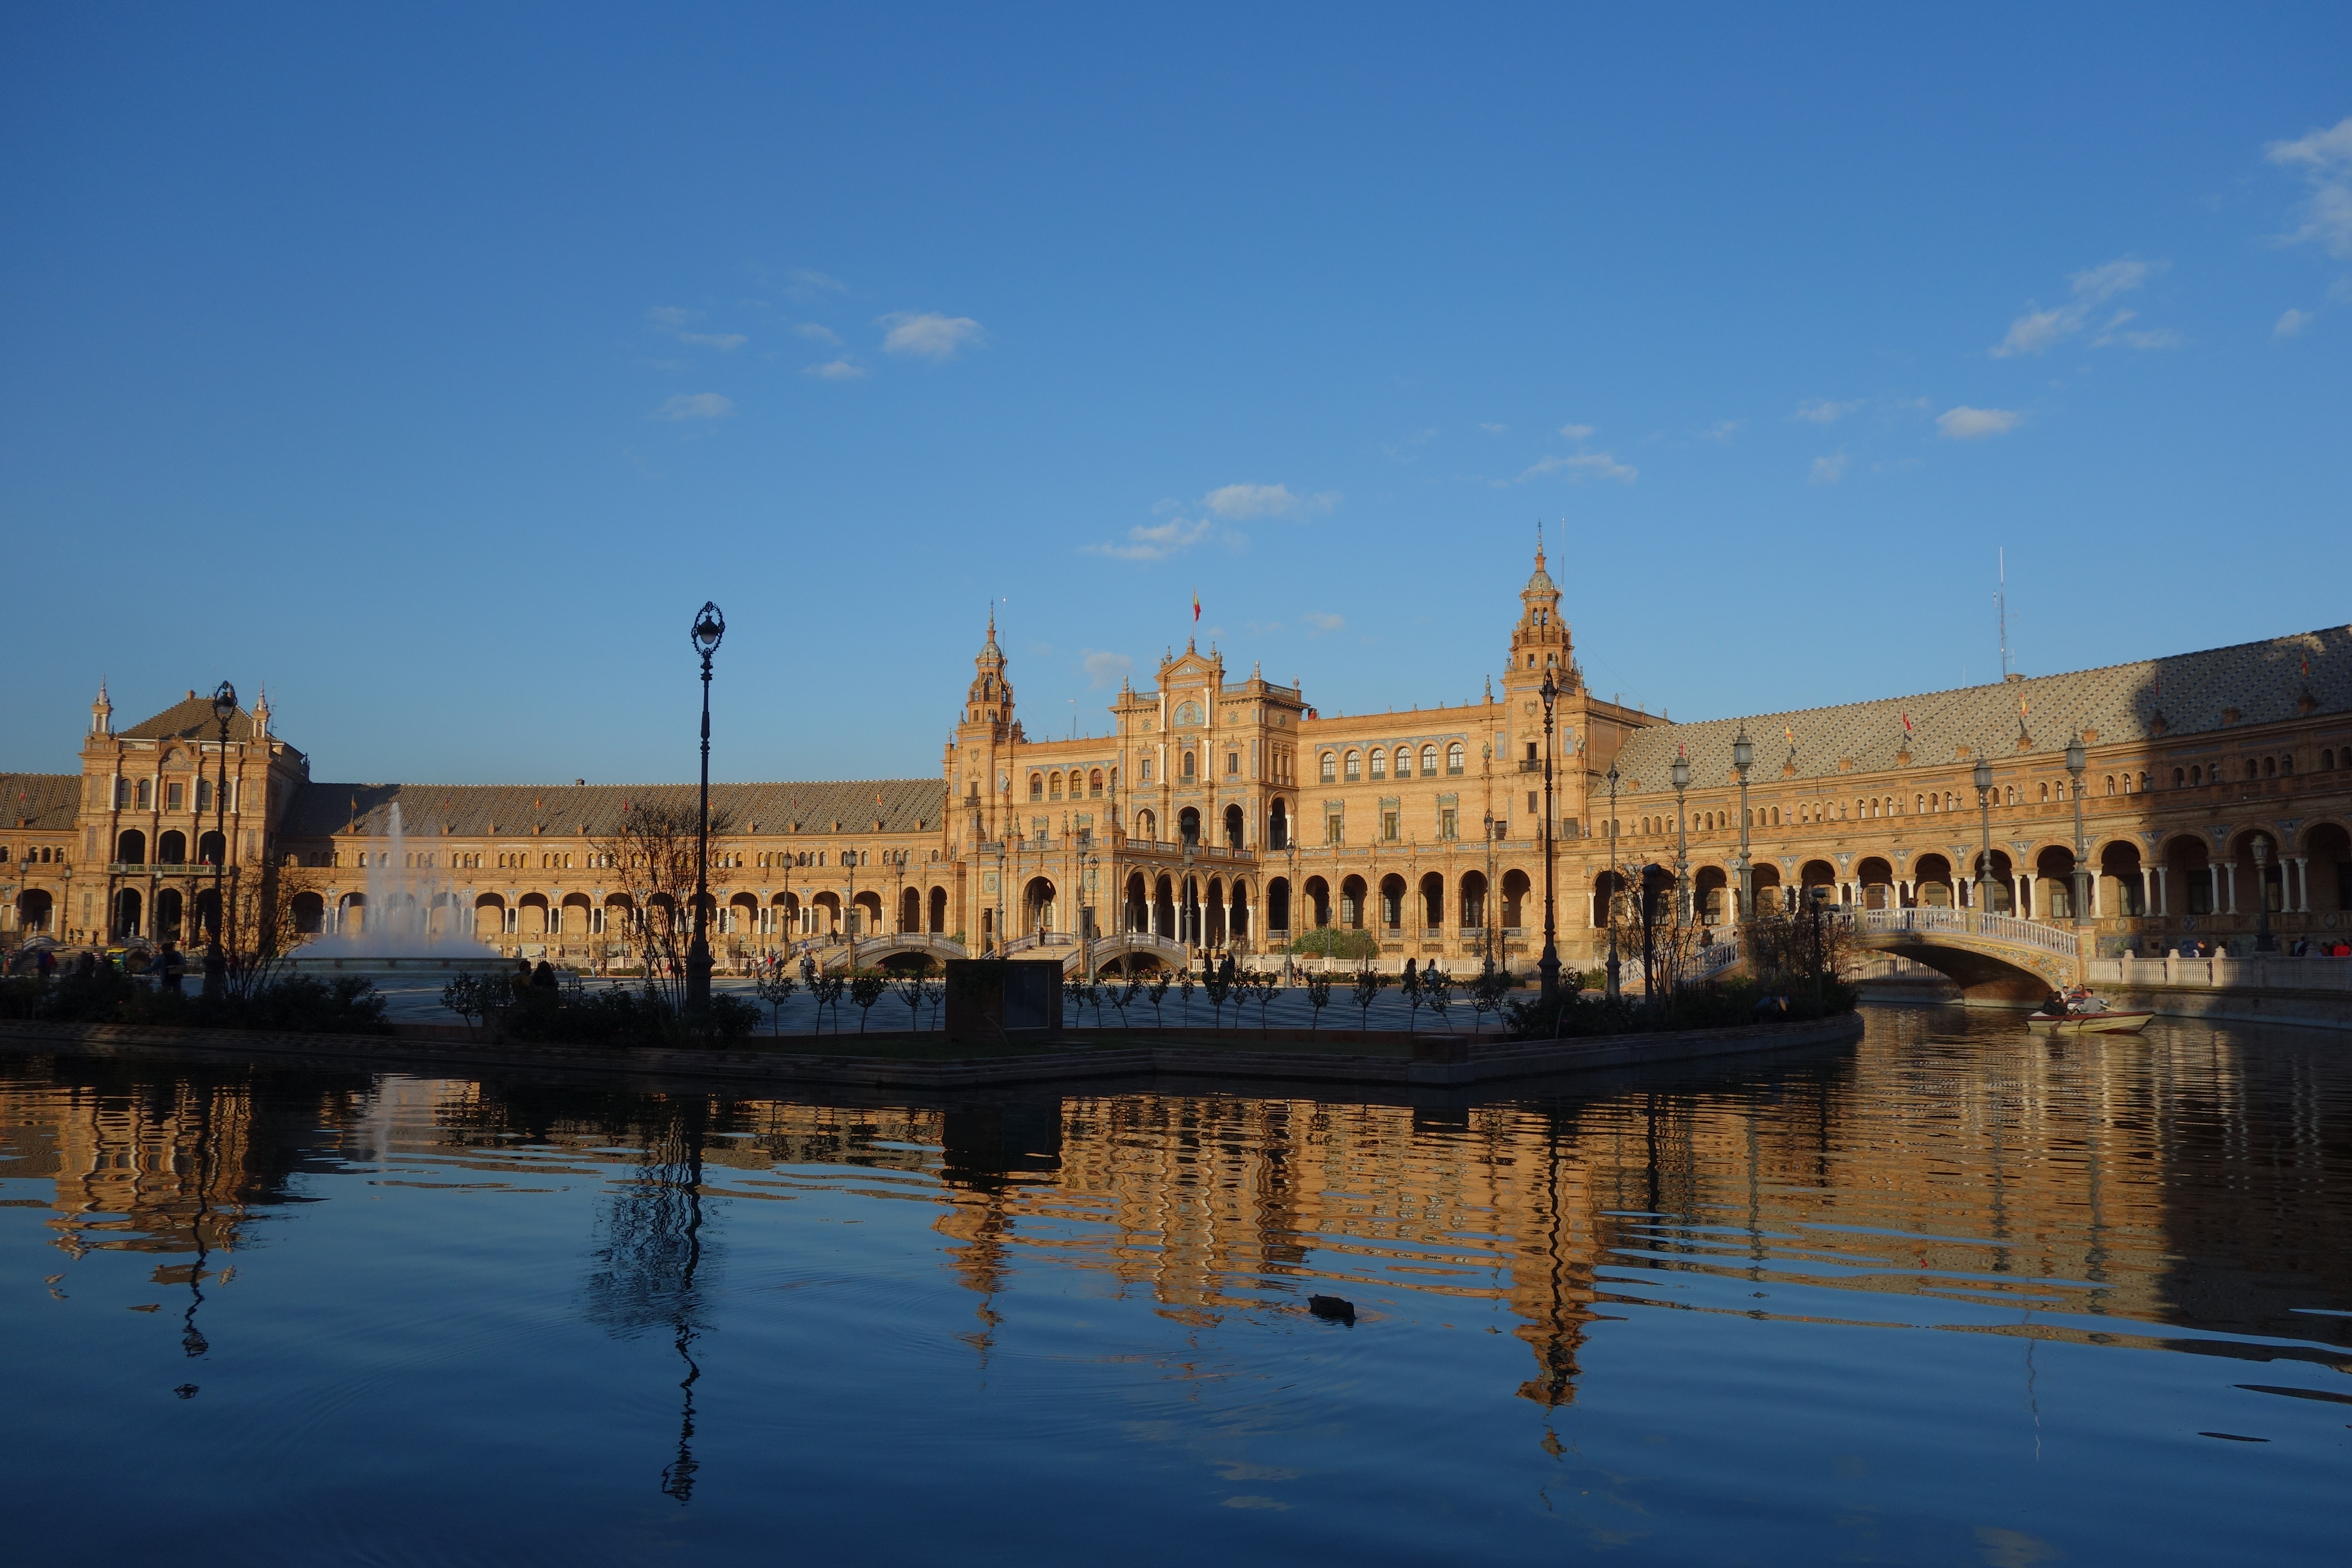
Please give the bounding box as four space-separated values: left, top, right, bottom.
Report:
1 773 81 833
119 695 267 743
283 778 948 839
1608 625 2352 796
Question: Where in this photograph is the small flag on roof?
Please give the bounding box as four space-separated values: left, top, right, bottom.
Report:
1191 590 1201 623
1902 712 1914 735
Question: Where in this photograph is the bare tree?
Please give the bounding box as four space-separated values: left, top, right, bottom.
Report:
596 798 735 1014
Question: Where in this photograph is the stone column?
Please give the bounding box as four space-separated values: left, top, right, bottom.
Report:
2224 864 2238 915
2293 857 2309 913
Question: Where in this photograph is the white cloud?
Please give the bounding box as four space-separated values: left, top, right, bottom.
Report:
1521 452 1637 484
2274 308 2315 338
784 268 848 298
2094 325 2181 350
1085 515 1213 562
1936 405 2020 439
1081 650 1134 689
879 311 986 359
652 392 733 421
794 323 843 345
2265 116 2352 258
1304 612 1345 634
646 306 692 328
1479 422 1508 434
1701 419 1742 441
802 358 867 381
679 332 747 351
1809 449 1850 486
1559 422 1595 439
1203 483 1338 520
1991 258 2168 357
1794 398 1862 423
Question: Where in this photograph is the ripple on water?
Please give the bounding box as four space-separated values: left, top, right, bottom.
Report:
0 1006 2347 1566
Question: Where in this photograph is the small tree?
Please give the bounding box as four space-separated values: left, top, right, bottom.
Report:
896 969 927 1032
1400 962 1426 1032
753 968 799 1035
849 971 888 1033
1423 967 1454 1032
1145 970 1173 1027
1351 967 1389 1030
441 971 492 1038
1305 971 1333 1032
1469 963 1508 1036
1106 976 1139 1029
1246 969 1279 1034
812 973 846 1035
1202 966 1232 1029
1176 967 1196 1026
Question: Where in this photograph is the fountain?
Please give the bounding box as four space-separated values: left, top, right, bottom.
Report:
288 801 503 975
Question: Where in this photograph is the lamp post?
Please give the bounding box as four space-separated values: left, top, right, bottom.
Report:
1603 762 1622 1001
686 602 725 1017
1731 726 1754 928
2251 835 2276 953
2064 733 2091 928
203 681 236 999
1670 750 1691 925
1481 740 1496 974
1972 757 1995 921
1537 670 1561 1001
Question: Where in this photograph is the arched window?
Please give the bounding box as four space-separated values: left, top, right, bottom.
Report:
2279 754 2293 775
1394 747 1412 779
1446 742 1464 775
2263 756 2276 778
1029 773 1044 801
1090 769 1103 797
1319 753 1336 783
1369 748 1386 780
1141 756 1154 783
1420 744 1438 775
1181 750 1197 781
2325 748 2337 769
1344 751 1361 782
1049 772 1063 799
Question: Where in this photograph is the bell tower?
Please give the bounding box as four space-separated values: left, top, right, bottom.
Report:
946 608 1024 845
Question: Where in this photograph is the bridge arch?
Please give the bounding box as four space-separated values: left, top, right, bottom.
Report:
1854 908 2080 1003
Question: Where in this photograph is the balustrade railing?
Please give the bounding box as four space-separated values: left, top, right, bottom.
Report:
1856 905 2079 955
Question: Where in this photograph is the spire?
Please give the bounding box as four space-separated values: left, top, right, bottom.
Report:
90 681 112 736
254 685 272 737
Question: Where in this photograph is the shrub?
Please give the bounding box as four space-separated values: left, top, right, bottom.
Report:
1289 928 1380 961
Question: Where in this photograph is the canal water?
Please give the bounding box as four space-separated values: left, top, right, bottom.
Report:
1 1007 2344 1565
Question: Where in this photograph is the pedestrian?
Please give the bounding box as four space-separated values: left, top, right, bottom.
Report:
160 939 187 994
531 959 558 991
36 947 55 981
513 956 533 998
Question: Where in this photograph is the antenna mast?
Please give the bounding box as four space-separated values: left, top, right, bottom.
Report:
1996 548 2011 681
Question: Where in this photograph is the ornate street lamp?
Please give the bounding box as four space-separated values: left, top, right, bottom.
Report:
1604 761 1622 1001
203 681 236 999
1537 670 1561 1001
2251 834 2276 952
1481 741 1496 974
1731 726 1754 928
686 602 725 1017
1972 756 1996 920
2064 733 2091 927
1670 748 1691 925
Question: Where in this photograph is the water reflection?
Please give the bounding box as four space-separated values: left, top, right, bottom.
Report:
2 1008 2347 1556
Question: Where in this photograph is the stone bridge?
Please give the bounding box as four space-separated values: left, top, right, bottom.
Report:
1849 906 2083 1001
793 932 968 973
1000 930 1193 976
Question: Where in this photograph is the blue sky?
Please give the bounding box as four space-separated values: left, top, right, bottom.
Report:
4 5 2347 786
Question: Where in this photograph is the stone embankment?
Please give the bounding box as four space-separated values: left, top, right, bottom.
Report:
0 1013 1864 1090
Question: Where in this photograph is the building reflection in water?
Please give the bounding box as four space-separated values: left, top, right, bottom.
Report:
2 1014 2346 1439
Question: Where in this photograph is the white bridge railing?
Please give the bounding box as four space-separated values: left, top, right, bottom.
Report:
1855 906 2080 956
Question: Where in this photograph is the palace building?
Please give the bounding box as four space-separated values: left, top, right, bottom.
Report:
5 546 2350 969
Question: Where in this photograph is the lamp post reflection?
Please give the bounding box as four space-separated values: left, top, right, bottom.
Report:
583 1096 714 1504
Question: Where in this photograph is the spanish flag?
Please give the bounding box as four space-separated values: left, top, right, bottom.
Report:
1191 590 1200 623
